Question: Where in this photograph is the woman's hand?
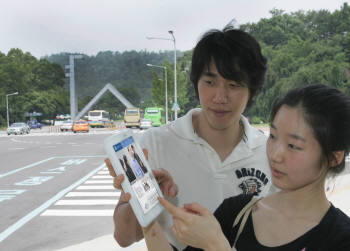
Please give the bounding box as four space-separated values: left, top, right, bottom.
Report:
159 197 231 251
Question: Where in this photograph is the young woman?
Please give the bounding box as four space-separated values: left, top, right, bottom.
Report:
143 84 350 251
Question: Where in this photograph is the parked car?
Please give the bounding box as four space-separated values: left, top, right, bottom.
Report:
60 120 73 132
28 119 43 129
140 118 153 130
7 122 30 135
73 120 89 133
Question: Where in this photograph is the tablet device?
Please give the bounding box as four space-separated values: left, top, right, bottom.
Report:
104 129 164 227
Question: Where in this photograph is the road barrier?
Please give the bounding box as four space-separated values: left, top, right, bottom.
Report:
49 126 60 133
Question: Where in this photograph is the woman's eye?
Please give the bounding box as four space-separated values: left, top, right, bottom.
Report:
288 144 299 150
205 80 213 85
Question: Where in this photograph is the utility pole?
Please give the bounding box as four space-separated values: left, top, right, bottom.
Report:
6 92 19 127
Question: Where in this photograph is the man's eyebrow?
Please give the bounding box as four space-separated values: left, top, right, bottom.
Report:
202 71 217 77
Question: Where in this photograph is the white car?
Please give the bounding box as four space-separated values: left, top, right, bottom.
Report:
7 122 30 135
140 118 153 130
60 120 73 132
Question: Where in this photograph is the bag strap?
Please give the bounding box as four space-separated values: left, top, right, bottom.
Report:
232 196 261 247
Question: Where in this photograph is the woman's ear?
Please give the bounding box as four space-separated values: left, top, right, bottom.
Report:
330 151 345 167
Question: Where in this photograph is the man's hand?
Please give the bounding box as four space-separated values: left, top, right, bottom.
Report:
105 158 131 204
104 148 179 247
105 149 178 199
153 168 178 197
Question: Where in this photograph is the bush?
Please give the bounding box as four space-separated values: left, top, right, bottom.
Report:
251 116 263 124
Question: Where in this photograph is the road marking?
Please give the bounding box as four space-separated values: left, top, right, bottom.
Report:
15 176 54 186
0 163 106 242
0 190 26 203
41 209 114 216
65 192 120 197
8 148 25 150
97 171 110 174
0 157 55 179
76 185 115 190
91 175 112 179
54 155 106 158
61 159 87 165
54 200 117 205
85 180 113 184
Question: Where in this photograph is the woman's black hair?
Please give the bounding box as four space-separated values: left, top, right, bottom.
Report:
190 26 267 108
270 84 350 174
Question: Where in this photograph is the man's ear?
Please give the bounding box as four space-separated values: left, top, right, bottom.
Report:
330 151 345 167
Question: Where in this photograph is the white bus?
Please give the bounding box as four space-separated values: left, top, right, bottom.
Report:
124 107 141 128
88 110 110 128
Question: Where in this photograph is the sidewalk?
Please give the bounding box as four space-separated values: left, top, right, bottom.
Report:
55 236 147 251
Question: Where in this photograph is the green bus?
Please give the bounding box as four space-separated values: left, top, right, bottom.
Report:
144 107 165 127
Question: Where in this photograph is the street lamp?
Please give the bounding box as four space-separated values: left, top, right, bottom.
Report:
6 91 19 127
146 64 168 124
65 54 83 121
146 30 178 119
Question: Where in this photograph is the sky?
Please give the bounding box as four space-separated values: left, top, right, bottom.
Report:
1 0 348 58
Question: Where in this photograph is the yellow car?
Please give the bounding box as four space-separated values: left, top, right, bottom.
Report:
73 120 89 133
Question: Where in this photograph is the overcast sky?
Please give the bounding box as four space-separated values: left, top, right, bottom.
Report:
1 0 347 58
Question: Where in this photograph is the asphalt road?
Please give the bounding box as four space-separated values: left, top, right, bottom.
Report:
0 126 136 251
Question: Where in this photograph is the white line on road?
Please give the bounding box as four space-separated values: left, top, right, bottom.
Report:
85 180 113 184
54 155 106 159
76 185 115 190
0 163 106 242
91 175 112 179
54 200 117 205
0 157 55 179
8 148 25 150
97 171 110 174
65 192 120 197
41 210 114 216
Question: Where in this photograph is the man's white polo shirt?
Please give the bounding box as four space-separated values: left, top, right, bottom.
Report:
138 108 272 250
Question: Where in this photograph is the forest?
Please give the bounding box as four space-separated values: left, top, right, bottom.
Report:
0 3 349 126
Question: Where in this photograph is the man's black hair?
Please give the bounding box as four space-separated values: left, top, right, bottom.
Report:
190 26 267 108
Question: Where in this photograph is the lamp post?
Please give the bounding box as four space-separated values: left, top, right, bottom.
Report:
65 54 83 121
146 30 178 119
146 64 168 124
6 91 19 127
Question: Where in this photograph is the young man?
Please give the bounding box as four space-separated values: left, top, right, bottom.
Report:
106 27 273 250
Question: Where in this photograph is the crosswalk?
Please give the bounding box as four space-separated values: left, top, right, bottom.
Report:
41 168 120 217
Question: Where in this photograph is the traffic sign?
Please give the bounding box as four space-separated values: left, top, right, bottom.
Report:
171 102 180 111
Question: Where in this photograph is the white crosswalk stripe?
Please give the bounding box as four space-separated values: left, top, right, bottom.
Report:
76 185 115 190
40 168 119 216
91 175 112 179
54 200 117 205
65 192 120 197
85 180 113 184
41 210 114 216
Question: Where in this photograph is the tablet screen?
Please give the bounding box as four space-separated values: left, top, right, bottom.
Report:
113 136 160 214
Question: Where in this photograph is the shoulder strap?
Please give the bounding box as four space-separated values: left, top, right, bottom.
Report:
232 196 261 247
